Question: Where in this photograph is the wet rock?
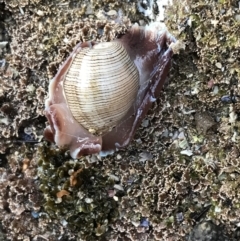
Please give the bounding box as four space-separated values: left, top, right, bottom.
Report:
187 221 229 241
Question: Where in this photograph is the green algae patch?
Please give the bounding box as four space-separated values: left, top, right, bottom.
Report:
37 145 120 239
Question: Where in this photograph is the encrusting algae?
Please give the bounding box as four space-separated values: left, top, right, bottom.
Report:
0 0 240 240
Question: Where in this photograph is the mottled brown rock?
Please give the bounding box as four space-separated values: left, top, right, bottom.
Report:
195 112 216 134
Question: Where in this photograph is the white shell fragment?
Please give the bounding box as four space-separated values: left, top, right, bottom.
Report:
113 184 124 191
63 42 139 134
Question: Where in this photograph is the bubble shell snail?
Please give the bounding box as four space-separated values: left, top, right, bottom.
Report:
44 23 176 158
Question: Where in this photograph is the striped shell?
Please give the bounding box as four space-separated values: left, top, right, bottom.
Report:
63 42 139 134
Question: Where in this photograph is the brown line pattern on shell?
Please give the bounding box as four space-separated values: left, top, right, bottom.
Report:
63 41 139 133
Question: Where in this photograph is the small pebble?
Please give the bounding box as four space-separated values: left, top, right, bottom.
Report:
195 112 216 134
